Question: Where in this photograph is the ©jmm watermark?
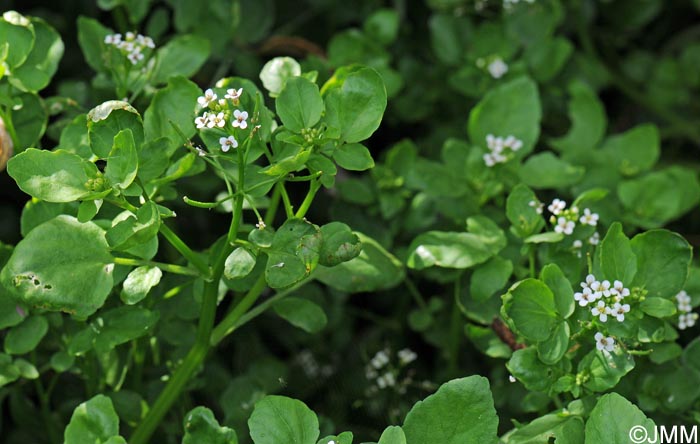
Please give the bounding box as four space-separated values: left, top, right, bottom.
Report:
629 425 699 443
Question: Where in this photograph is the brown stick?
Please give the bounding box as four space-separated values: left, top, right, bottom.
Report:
491 318 525 350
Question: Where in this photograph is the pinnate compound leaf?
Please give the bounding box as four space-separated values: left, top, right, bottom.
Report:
276 76 324 132
273 297 327 333
183 406 238 444
402 376 498 444
584 393 655 444
314 232 404 293
248 395 319 444
7 149 100 202
0 215 114 318
64 394 123 444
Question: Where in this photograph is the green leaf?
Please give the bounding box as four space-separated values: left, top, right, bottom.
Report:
541 263 574 318
106 202 161 252
8 17 64 92
322 66 387 143
524 231 564 244
631 229 692 299
144 76 200 149
0 216 114 318
106 129 138 190
314 232 404 293
506 183 544 238
88 101 144 159
7 149 100 202
183 406 238 444
64 394 122 444
318 222 362 267
76 16 111 73
599 222 637 284
640 297 676 318
584 393 655 444
506 348 555 392
77 199 102 223
470 256 513 302
265 219 321 288
378 426 406 444
468 76 541 156
407 216 505 270
502 410 584 444
524 36 573 82
600 124 659 176
402 376 498 444
550 81 606 153
503 279 558 342
273 297 327 333
12 92 48 150
248 395 319 444
153 34 210 84
260 57 301 96
224 248 257 280
580 348 635 392
4 315 48 355
120 266 162 305
0 11 35 68
537 321 570 365
364 8 399 45
519 152 585 189
618 166 700 228
93 306 159 353
276 76 324 132
318 432 352 444
333 143 375 171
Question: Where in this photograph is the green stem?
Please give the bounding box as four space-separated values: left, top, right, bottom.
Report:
130 138 249 444
277 182 294 218
209 274 268 346
159 224 211 279
295 179 321 218
112 257 201 277
404 277 427 309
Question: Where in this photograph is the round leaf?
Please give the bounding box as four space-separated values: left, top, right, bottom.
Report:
275 76 323 132
503 279 558 342
248 395 319 444
273 297 327 333
120 266 162 305
4 315 48 355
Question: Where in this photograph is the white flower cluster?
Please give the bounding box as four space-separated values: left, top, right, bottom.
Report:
676 290 698 330
194 88 249 152
483 134 523 167
104 32 155 65
575 274 631 323
365 348 417 392
546 198 599 236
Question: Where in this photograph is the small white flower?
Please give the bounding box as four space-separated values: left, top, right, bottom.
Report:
594 332 615 352
610 280 630 300
591 279 611 298
591 300 609 322
574 288 595 307
581 274 597 291
225 88 243 101
580 208 599 226
198 88 218 108
611 302 630 322
255 220 266 230
195 146 207 157
219 135 238 152
398 348 417 365
573 240 583 249
127 51 144 65
487 57 508 79
376 372 396 388
508 375 516 383
104 34 120 44
676 290 691 305
232 109 248 129
548 199 566 215
208 112 226 129
528 200 543 214
483 153 496 167
679 302 692 313
195 112 210 129
370 350 390 369
679 313 699 330
554 217 575 235
142 36 155 48
588 232 600 245
125 31 136 41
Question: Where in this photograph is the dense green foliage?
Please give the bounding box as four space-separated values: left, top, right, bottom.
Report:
1 0 700 443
